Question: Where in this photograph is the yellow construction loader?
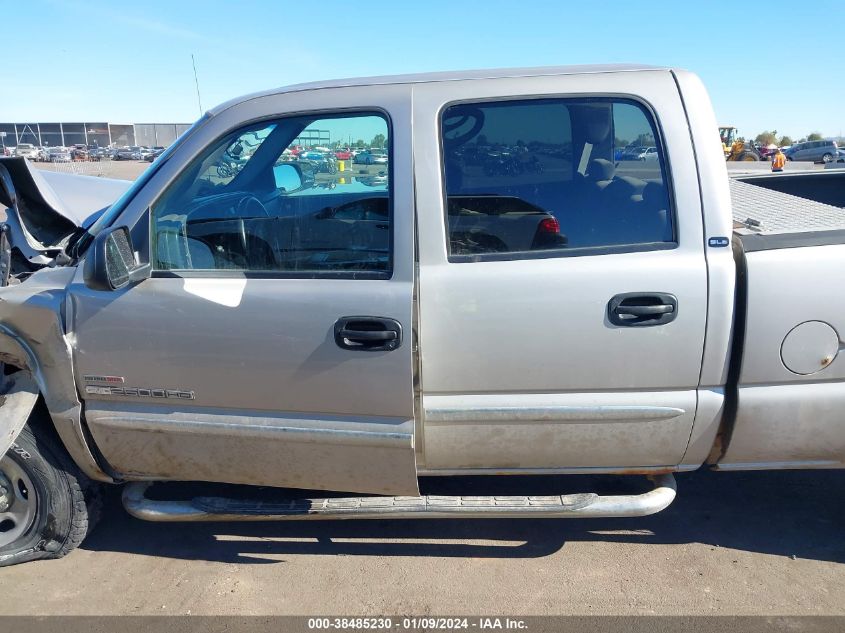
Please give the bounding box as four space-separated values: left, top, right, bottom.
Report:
719 126 760 161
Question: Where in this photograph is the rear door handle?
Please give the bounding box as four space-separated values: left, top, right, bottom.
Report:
608 293 678 327
334 316 403 351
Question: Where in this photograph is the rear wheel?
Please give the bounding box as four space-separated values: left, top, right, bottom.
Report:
0 423 100 567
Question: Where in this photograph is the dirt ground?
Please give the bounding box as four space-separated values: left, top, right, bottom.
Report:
30 158 149 181
0 468 843 616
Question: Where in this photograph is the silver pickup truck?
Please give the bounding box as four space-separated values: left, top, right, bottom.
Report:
1 65 844 567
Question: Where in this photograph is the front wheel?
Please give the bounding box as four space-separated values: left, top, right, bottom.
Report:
822 153 833 163
0 422 100 567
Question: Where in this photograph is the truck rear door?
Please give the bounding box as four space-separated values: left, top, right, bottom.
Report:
412 70 709 472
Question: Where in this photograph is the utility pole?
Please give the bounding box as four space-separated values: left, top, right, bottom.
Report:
191 54 203 117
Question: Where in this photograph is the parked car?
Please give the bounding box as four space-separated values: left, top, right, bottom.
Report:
299 150 338 174
114 146 142 161
354 149 388 164
825 149 845 169
637 146 659 161
70 144 89 160
334 148 353 160
621 145 648 161
144 147 166 162
46 146 72 162
12 143 39 160
785 139 839 163
87 147 106 161
3 65 845 567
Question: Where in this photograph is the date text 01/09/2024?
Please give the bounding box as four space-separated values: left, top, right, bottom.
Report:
306 617 527 630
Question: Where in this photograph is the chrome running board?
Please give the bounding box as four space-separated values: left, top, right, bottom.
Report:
122 475 676 522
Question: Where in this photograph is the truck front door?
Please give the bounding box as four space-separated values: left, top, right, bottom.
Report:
68 86 419 495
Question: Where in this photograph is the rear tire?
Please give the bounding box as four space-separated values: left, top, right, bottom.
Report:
0 422 101 567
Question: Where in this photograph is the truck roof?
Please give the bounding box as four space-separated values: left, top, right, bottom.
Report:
209 64 670 116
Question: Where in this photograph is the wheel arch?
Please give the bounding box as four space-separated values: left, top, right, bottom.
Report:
0 330 113 484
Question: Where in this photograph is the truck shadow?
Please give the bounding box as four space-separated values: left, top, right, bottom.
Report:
82 469 845 564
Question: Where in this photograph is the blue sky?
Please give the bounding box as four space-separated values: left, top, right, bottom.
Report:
3 0 843 139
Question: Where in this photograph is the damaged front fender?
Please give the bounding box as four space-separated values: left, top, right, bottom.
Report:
0 371 38 455
0 266 112 482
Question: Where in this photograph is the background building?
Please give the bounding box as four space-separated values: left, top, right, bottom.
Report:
0 122 192 149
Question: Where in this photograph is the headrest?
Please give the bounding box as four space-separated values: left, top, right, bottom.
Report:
642 181 667 206
587 158 614 182
603 176 639 201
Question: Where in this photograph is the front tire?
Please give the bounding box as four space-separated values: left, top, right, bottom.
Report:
0 422 100 567
822 153 833 163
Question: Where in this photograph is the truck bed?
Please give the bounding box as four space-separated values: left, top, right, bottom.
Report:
730 176 845 251
718 176 845 469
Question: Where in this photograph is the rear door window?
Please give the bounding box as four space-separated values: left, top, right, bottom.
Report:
441 97 674 261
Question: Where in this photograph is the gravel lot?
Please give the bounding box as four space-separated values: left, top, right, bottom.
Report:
1 159 842 617
31 158 150 181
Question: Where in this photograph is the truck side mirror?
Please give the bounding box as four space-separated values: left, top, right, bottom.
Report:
273 163 303 192
83 226 149 291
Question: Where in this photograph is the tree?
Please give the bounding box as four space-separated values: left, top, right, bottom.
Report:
614 136 630 147
754 130 778 146
807 132 824 141
371 133 386 149
355 139 365 148
635 133 655 146
778 135 793 146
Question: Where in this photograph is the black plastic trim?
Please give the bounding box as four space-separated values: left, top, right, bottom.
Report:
334 316 403 351
607 292 678 327
708 240 748 464
449 241 677 263
151 269 390 281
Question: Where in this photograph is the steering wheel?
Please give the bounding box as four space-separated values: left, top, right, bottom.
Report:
235 194 270 218
442 107 485 146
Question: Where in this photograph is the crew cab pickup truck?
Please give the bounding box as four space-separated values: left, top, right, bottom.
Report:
2 65 845 567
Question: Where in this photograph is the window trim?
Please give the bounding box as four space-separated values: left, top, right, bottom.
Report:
437 94 679 263
148 108 395 280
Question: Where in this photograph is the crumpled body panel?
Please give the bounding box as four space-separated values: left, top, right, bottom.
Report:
0 266 110 481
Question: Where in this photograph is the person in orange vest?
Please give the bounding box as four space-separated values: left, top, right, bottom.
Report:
771 147 786 172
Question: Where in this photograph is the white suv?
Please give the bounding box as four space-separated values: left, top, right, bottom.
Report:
13 143 39 160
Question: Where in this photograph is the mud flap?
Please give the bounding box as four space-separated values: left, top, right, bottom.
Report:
0 371 39 456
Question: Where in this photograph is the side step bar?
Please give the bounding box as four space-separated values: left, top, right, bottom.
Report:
122 474 676 522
